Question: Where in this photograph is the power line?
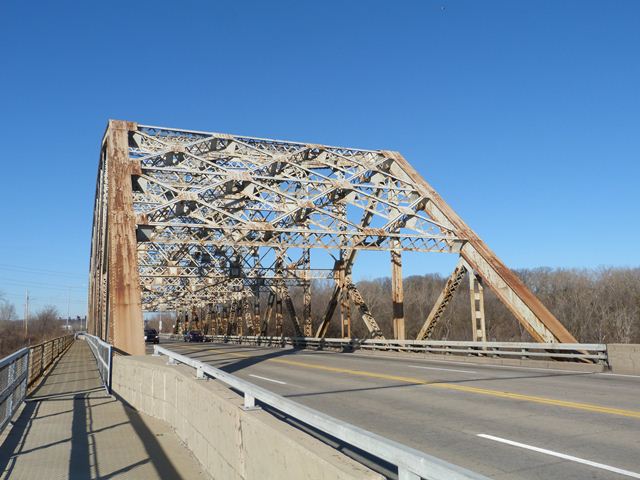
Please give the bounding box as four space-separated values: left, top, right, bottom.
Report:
0 263 86 278
1 292 86 303
0 278 87 290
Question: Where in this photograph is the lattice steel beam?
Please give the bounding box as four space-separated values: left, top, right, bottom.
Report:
88 120 576 354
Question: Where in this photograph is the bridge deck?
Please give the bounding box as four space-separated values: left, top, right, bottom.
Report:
162 340 640 480
0 340 209 480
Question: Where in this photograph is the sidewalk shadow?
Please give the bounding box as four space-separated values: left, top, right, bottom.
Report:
0 401 39 477
218 348 303 374
118 402 182 479
69 393 90 478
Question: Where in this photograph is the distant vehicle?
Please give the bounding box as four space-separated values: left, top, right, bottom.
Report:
144 328 160 344
184 330 204 342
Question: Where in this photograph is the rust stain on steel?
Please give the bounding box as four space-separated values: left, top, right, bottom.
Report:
106 120 145 355
89 123 577 346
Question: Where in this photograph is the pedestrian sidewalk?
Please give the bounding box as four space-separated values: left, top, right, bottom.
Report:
0 340 209 480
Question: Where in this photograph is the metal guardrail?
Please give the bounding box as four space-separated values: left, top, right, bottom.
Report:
0 334 74 433
28 335 75 386
198 335 607 364
0 347 29 432
153 344 488 480
77 333 112 393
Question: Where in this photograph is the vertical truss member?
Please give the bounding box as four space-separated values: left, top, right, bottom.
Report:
275 294 283 337
469 272 486 342
222 305 229 336
302 249 312 337
340 284 351 339
389 185 405 340
261 291 276 336
390 249 405 340
252 286 261 335
214 308 221 335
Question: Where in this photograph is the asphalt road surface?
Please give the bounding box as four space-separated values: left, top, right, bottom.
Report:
153 340 640 479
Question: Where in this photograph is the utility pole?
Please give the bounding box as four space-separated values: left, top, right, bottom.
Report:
24 289 29 338
66 287 70 331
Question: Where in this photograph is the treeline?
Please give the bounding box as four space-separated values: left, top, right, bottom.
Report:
0 306 67 357
149 267 640 344
292 267 640 343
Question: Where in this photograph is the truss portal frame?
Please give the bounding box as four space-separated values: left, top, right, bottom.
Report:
88 120 576 354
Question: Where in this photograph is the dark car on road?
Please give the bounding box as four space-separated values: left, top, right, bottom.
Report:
144 328 160 344
184 330 204 342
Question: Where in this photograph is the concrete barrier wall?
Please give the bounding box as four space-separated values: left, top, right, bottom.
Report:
112 355 382 480
607 344 640 375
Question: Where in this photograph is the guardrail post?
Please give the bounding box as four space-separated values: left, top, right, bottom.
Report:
40 344 44 377
24 349 30 402
6 358 15 424
196 366 206 380
167 357 177 365
242 392 260 411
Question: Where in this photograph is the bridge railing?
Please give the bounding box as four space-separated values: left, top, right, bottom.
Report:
28 335 75 387
0 348 29 432
77 333 112 393
0 334 74 433
153 344 488 480
198 335 608 364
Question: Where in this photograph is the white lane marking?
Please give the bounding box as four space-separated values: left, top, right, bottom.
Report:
249 374 287 385
407 365 477 374
477 434 640 478
597 372 640 379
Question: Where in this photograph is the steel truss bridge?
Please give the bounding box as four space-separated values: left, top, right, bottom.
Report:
88 120 576 354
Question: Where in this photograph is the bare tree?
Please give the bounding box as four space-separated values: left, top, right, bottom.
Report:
0 292 17 321
32 305 62 340
0 303 16 321
281 266 640 344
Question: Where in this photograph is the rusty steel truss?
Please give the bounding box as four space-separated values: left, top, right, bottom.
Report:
88 120 576 354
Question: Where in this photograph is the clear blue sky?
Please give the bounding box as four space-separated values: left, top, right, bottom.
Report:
0 0 638 317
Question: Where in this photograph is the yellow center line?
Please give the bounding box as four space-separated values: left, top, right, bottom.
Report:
272 357 425 383
207 348 640 419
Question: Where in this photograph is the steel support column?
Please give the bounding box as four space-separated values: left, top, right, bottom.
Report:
105 120 144 355
469 272 487 342
391 249 405 340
